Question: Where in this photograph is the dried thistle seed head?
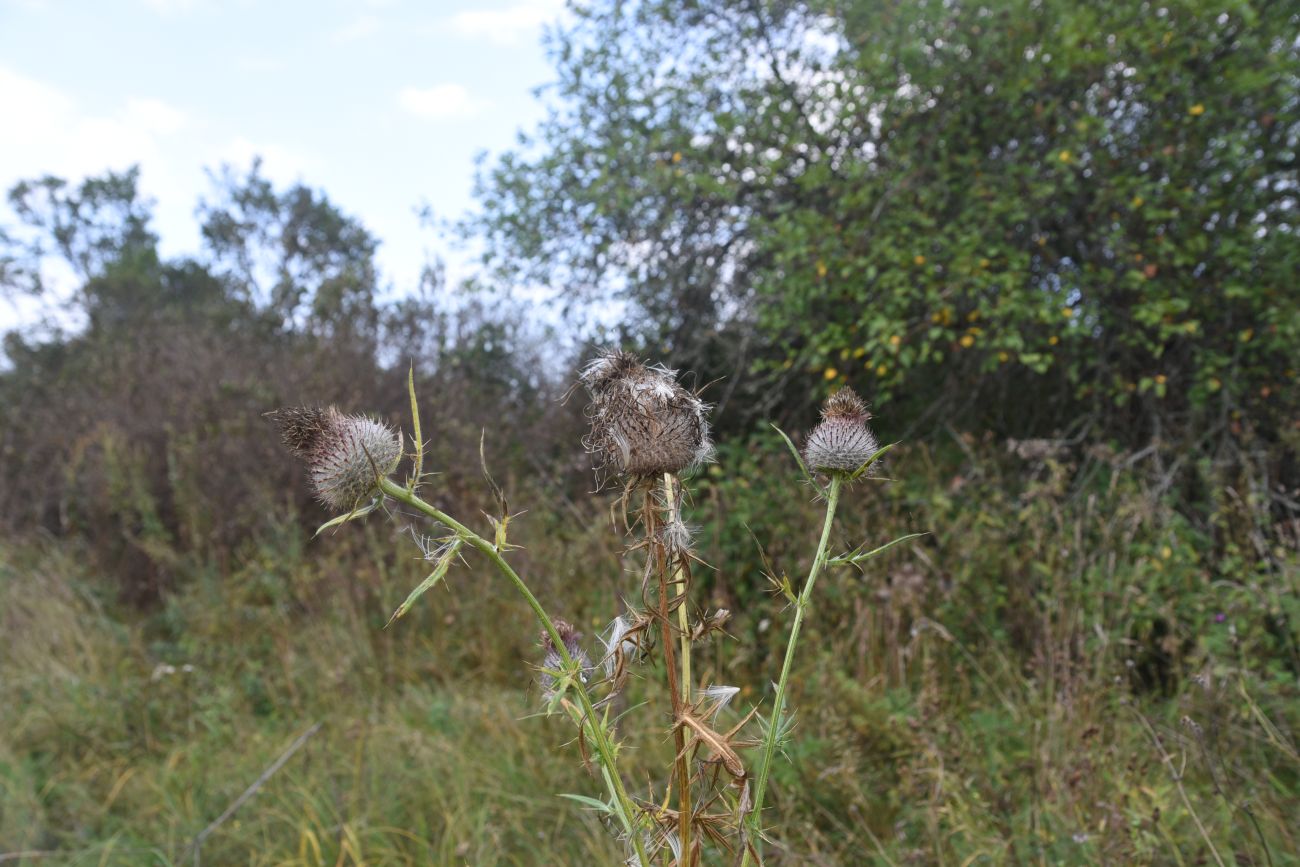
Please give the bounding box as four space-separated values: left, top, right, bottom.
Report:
579 350 713 478
539 620 594 699
270 406 402 509
821 386 870 421
803 386 880 473
579 349 645 394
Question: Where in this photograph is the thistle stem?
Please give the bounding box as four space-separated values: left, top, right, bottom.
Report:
379 477 651 867
662 473 692 706
744 473 843 865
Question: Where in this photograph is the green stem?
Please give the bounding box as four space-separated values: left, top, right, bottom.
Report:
379 477 650 867
744 473 843 864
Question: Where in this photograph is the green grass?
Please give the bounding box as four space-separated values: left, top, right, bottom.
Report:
2 443 1297 865
0 544 632 866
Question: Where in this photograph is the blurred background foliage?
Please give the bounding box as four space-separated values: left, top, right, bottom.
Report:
1 0 1297 864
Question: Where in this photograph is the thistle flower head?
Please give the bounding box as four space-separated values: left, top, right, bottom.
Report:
579 349 713 479
539 619 594 699
803 387 880 473
269 406 402 510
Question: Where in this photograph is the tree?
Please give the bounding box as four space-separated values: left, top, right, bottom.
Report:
7 168 158 284
0 225 42 297
0 164 562 601
468 0 1299 445
198 160 383 338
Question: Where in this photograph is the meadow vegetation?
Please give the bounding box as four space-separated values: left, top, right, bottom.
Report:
2 0 1297 863
2 428 1295 863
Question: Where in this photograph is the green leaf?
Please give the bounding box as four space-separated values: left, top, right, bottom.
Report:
770 423 813 485
556 793 615 814
313 498 380 537
848 442 897 482
407 364 423 491
385 538 463 628
829 532 927 568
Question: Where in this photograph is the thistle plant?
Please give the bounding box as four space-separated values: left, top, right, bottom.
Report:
270 362 917 866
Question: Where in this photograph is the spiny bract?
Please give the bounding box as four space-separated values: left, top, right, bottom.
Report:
540 620 594 699
269 406 402 509
803 387 880 473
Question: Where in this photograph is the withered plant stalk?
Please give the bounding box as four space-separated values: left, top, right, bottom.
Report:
642 483 693 864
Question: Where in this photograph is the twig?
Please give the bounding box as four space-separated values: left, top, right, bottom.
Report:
189 721 323 866
1128 706 1227 867
0 852 59 863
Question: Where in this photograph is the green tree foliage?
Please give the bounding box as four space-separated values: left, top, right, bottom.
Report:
468 0 1299 444
198 159 384 336
0 225 41 297
8 168 159 289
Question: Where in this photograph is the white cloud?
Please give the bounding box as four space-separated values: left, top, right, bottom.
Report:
449 0 564 46
0 65 325 293
0 66 188 181
124 97 188 135
214 136 321 185
0 69 195 331
331 13 380 44
397 83 480 119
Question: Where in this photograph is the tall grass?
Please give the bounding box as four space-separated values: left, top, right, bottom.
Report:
2 431 1296 865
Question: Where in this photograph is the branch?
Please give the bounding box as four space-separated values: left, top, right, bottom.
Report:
189 721 323 866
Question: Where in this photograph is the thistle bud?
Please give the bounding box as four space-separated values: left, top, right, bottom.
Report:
539 620 594 699
803 387 880 473
579 350 713 479
269 406 402 509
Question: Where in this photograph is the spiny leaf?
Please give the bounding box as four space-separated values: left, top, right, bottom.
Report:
762 567 796 605
385 538 463 628
770 423 813 485
828 532 928 567
557 793 615 814
848 442 897 481
754 707 798 765
480 429 507 518
313 498 380 537
407 364 423 492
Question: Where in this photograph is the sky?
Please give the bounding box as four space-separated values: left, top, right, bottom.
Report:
0 0 565 331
